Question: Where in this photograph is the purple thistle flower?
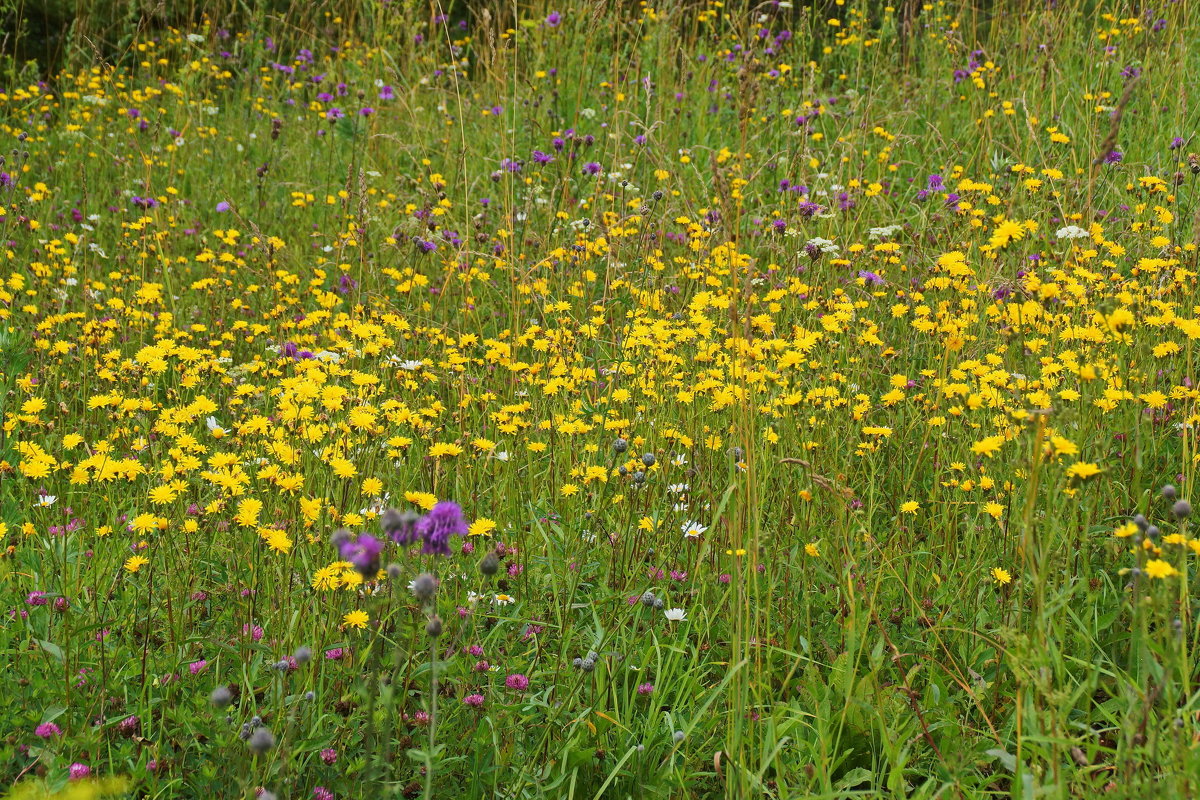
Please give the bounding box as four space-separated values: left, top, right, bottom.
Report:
417 502 468 556
582 161 602 176
546 11 561 27
339 533 383 575
383 508 421 545
216 201 231 213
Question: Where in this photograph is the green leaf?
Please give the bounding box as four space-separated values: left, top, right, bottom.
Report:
37 639 64 662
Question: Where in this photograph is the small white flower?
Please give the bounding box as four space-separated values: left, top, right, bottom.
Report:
668 483 689 494
187 33 205 43
664 608 687 622
1056 225 1090 240
494 450 510 462
805 237 840 255
681 520 707 539
868 224 903 241
36 495 57 507
672 454 688 467
205 416 222 432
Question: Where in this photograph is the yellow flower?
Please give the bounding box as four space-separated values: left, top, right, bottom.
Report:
1113 521 1138 538
971 436 1004 458
560 483 579 497
124 555 149 573
899 501 919 514
236 497 263 527
361 477 383 497
804 542 820 557
331 457 357 479
148 485 177 505
984 502 1004 520
991 567 1012 585
312 566 341 591
130 513 157 534
1144 559 1179 579
1065 462 1102 482
468 518 497 537
405 491 438 511
429 442 464 458
262 528 293 554
342 609 369 629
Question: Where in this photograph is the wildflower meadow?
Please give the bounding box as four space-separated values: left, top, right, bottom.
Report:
3 0 1200 797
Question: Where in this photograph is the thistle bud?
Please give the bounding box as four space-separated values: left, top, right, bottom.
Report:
411 572 437 603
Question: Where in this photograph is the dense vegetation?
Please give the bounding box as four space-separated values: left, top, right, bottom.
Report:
3 1 1200 797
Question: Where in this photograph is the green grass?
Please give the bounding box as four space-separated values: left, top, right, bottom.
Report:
2 0 1200 797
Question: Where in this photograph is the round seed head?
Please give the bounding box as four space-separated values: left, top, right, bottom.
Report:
411 572 437 603
247 727 275 755
210 686 232 708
